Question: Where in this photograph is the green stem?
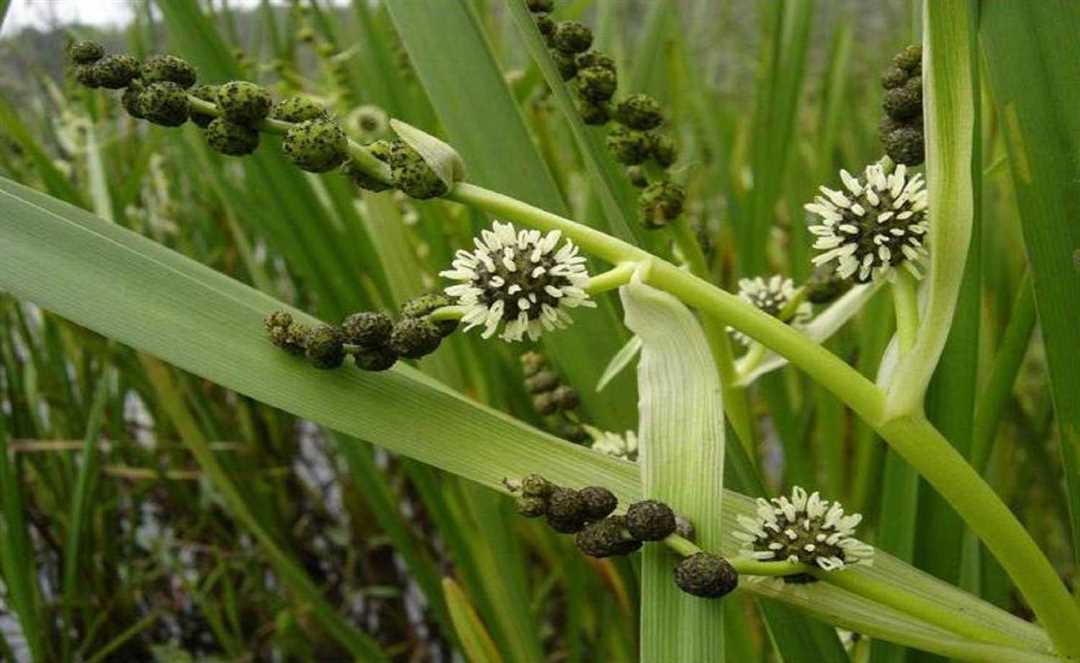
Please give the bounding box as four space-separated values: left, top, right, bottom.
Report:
584 262 636 295
892 269 920 353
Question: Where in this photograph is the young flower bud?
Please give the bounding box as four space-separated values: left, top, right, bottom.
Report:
883 124 925 167
93 54 140 89
388 318 442 359
141 82 191 127
551 50 578 81
639 181 686 228
674 553 738 598
402 293 459 336
516 495 548 518
520 473 554 498
269 96 328 123
305 324 346 369
545 487 587 533
520 351 546 378
205 118 260 156
883 81 921 121
625 499 677 541
141 54 197 88
74 64 101 88
576 516 642 557
606 126 651 165
577 66 617 103
526 0 554 13
526 370 560 394
626 165 648 188
578 99 610 126
189 84 219 128
575 50 615 74
578 486 617 520
388 140 448 199
532 392 558 416
552 384 580 411
341 311 394 349
121 81 146 119
283 118 348 173
69 40 104 65
535 15 556 38
893 44 922 73
613 94 663 130
649 133 677 168
265 311 307 355
354 346 398 372
216 81 272 125
553 21 593 54
880 66 908 90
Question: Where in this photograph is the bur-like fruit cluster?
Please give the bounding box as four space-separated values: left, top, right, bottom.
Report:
880 45 924 166
520 351 587 443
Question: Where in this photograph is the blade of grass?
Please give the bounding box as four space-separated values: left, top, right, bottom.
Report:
443 577 504 663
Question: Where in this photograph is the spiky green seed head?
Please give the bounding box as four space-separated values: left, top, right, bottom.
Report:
526 370 560 394
304 324 346 369
521 473 554 498
606 125 651 165
880 66 908 90
269 96 327 123
674 553 738 598
265 310 293 330
639 181 685 228
516 495 548 518
552 384 580 411
546 487 587 533
92 54 140 89
388 317 442 359
576 50 615 74
341 311 394 349
578 486 617 521
283 119 348 173
216 81 272 125
402 293 459 336
576 516 641 557
526 0 554 13
141 82 190 127
520 351 547 378
579 100 610 125
388 140 448 199
650 133 677 168
613 93 663 130
187 84 219 128
266 311 307 355
205 118 260 156
69 40 104 65
551 50 578 81
140 54 197 88
894 44 922 73
625 166 648 189
626 499 676 541
883 79 921 121
553 21 593 54
354 346 398 372
121 80 146 118
883 124 925 167
577 66 617 103
535 15 556 37
341 158 392 193
532 392 558 416
74 64 101 88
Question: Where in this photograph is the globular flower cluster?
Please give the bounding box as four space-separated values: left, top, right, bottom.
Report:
441 221 594 342
520 351 588 442
880 44 924 167
806 163 929 283
510 474 737 598
589 428 639 462
729 275 812 346
524 3 683 229
264 293 458 372
734 486 873 581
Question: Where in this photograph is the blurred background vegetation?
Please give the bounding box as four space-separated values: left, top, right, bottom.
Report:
0 1 1066 661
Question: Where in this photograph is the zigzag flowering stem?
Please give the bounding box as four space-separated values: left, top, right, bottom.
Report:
445 181 1080 660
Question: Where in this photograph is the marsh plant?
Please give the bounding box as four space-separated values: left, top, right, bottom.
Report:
0 1 1077 661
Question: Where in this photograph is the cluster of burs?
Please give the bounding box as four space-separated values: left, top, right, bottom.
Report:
525 0 686 230
510 474 738 599
66 41 446 200
264 294 457 372
520 351 590 443
880 45 925 167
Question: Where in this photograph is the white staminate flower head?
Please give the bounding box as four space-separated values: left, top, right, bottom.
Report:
805 163 929 283
440 221 595 342
728 275 811 347
589 428 638 462
734 486 873 579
